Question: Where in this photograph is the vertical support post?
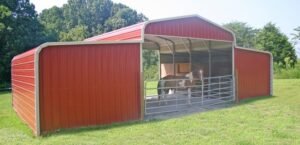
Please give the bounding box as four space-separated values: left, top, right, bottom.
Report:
232 43 236 103
270 53 273 96
172 43 176 76
159 36 176 76
235 70 239 103
188 39 192 73
144 82 147 97
158 50 161 79
188 88 191 105
181 38 193 105
200 70 204 105
140 44 145 120
188 40 192 105
160 80 165 105
208 41 212 96
219 77 221 97
175 79 178 111
188 70 193 105
144 81 147 115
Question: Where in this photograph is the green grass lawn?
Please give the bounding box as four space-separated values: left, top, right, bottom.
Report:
0 79 299 145
145 81 158 96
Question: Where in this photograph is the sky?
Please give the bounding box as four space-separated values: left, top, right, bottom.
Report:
31 0 300 54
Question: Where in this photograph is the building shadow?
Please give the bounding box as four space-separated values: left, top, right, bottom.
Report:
237 95 276 105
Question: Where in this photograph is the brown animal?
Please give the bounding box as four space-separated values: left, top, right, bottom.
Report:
157 71 203 103
157 75 186 102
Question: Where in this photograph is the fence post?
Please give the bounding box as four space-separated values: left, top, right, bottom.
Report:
175 80 178 111
219 77 221 97
200 70 204 105
235 70 239 103
188 73 192 105
143 80 147 117
188 88 191 105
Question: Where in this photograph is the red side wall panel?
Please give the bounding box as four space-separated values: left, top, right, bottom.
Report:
39 44 141 133
235 48 271 100
145 17 234 41
11 48 37 134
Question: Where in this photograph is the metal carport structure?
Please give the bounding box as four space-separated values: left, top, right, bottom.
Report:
86 15 237 117
11 15 273 135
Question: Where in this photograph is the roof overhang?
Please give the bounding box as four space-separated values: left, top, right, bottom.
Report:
84 14 236 45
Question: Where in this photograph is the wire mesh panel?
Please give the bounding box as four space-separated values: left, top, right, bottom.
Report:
144 75 234 117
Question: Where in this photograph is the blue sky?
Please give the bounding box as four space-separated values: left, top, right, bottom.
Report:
31 0 300 55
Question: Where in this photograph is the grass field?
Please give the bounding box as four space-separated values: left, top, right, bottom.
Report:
145 81 158 96
0 79 299 144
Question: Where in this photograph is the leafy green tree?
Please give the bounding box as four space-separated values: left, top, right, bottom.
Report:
292 27 300 57
39 6 64 41
292 26 300 40
0 5 11 32
0 0 47 85
104 4 146 32
0 4 12 86
39 0 147 41
143 50 158 68
59 25 88 41
223 21 258 48
256 23 297 69
142 49 159 80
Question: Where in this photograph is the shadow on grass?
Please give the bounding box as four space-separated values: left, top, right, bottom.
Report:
43 119 163 137
237 95 276 105
0 91 11 95
42 95 276 137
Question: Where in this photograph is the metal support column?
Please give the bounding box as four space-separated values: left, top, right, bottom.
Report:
158 51 161 78
208 41 212 95
200 70 204 105
173 45 175 76
158 36 176 76
188 39 192 73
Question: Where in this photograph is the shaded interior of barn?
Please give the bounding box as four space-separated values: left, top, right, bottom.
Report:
143 34 233 78
142 34 235 117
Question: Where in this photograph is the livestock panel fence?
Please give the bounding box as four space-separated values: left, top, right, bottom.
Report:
144 75 234 117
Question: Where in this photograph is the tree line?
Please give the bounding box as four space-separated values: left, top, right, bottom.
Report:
0 0 146 86
1 0 300 86
223 22 298 70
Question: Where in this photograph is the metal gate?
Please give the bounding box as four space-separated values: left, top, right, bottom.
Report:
144 75 234 116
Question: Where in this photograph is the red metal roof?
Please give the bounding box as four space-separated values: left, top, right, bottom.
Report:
14 15 235 61
85 22 145 41
85 15 235 42
12 48 36 61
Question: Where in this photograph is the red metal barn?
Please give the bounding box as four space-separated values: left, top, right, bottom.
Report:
11 15 272 135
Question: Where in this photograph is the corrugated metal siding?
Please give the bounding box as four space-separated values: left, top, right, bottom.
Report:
145 17 234 41
11 48 36 133
39 44 141 133
85 22 144 41
85 16 234 42
235 48 271 100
